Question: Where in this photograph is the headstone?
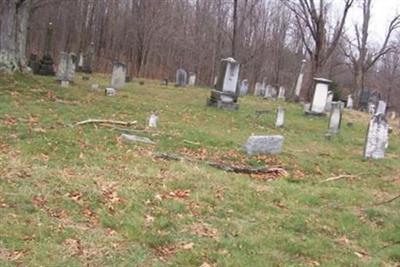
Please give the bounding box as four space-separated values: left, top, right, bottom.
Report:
56 52 75 83
207 57 240 110
327 102 343 134
264 85 273 99
294 59 307 99
105 88 116 96
325 91 334 112
148 113 159 128
261 78 268 96
390 111 396 120
244 135 284 155
275 107 285 128
61 80 69 87
277 87 286 100
38 22 55 76
364 114 389 159
347 94 354 109
254 82 262 96
307 78 332 115
271 87 278 98
376 100 387 115
240 79 249 96
111 62 127 89
188 73 196 86
213 76 218 86
77 51 84 72
83 42 95 74
368 103 376 115
91 84 99 91
176 68 188 86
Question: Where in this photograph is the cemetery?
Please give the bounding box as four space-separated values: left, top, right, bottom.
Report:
1 0 400 266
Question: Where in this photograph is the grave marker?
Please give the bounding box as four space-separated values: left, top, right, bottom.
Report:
111 62 127 89
364 114 389 159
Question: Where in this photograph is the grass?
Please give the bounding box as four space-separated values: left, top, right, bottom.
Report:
0 72 399 266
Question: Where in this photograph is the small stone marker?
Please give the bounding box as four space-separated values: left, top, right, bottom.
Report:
188 73 196 85
325 91 333 112
275 107 285 128
376 100 387 115
307 78 332 115
111 62 127 89
56 52 76 85
240 79 249 96
261 78 268 96
176 68 188 86
294 59 307 99
83 42 95 74
148 112 158 128
390 111 396 120
244 135 284 155
254 82 262 96
327 102 343 134
264 85 273 99
91 84 99 91
61 80 69 87
364 114 389 159
105 87 116 96
277 87 286 100
347 94 353 109
120 134 155 145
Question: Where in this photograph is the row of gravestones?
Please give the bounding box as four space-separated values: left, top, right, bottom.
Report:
175 69 197 86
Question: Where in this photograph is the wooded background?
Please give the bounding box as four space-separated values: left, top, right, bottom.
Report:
1 0 400 109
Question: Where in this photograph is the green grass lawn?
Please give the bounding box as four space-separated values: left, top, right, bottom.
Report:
0 73 399 266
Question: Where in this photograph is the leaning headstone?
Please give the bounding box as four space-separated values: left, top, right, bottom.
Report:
376 100 387 115
148 112 159 128
307 78 332 115
38 22 55 76
294 59 307 100
364 114 389 159
275 107 285 128
176 68 188 86
347 94 354 109
56 52 75 84
244 135 284 155
111 62 127 89
254 82 262 96
325 91 334 112
277 87 286 100
105 88 116 96
207 57 240 110
240 79 249 96
327 102 343 134
188 73 196 86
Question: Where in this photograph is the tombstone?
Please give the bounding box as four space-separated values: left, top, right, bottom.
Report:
277 87 286 100
240 79 249 96
111 62 127 89
275 107 285 128
271 87 278 98
56 52 75 84
307 78 332 115
83 42 95 74
90 84 99 91
347 94 354 109
176 68 188 86
188 73 196 86
213 75 218 86
207 57 240 110
148 112 159 128
261 78 268 96
264 85 273 99
77 51 84 72
254 82 262 96
244 135 284 155
325 91 334 112
327 102 343 134
376 100 387 115
294 59 307 99
390 111 396 120
38 22 55 76
105 88 116 96
368 103 376 115
364 114 389 159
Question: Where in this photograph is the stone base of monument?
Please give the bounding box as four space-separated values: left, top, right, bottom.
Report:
38 55 55 76
207 90 239 110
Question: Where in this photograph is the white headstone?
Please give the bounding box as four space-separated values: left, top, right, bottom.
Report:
176 68 188 86
278 87 286 100
376 100 387 115
221 58 239 95
148 113 158 128
295 59 307 98
368 103 376 115
244 135 284 155
325 91 334 112
347 95 353 109
240 79 249 96
310 78 331 114
328 102 343 134
91 84 99 91
264 85 273 99
275 107 285 128
254 83 262 96
56 52 75 82
111 62 127 89
364 115 389 159
188 73 196 86
105 87 116 96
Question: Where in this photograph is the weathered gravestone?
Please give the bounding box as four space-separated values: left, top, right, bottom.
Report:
261 78 268 96
207 57 240 110
376 100 387 115
368 103 376 115
176 68 188 86
325 91 334 112
264 85 273 99
56 52 76 86
188 73 196 86
278 87 286 100
105 87 116 96
244 135 284 155
38 22 55 76
294 59 307 100
306 78 332 115
327 102 343 134
83 42 95 74
77 51 84 72
148 112 159 128
254 82 262 96
364 114 389 159
240 79 249 96
347 95 354 109
111 62 127 89
275 107 285 128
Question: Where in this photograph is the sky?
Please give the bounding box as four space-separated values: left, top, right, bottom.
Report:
347 0 400 43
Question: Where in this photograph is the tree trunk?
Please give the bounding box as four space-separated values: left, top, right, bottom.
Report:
0 0 31 72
